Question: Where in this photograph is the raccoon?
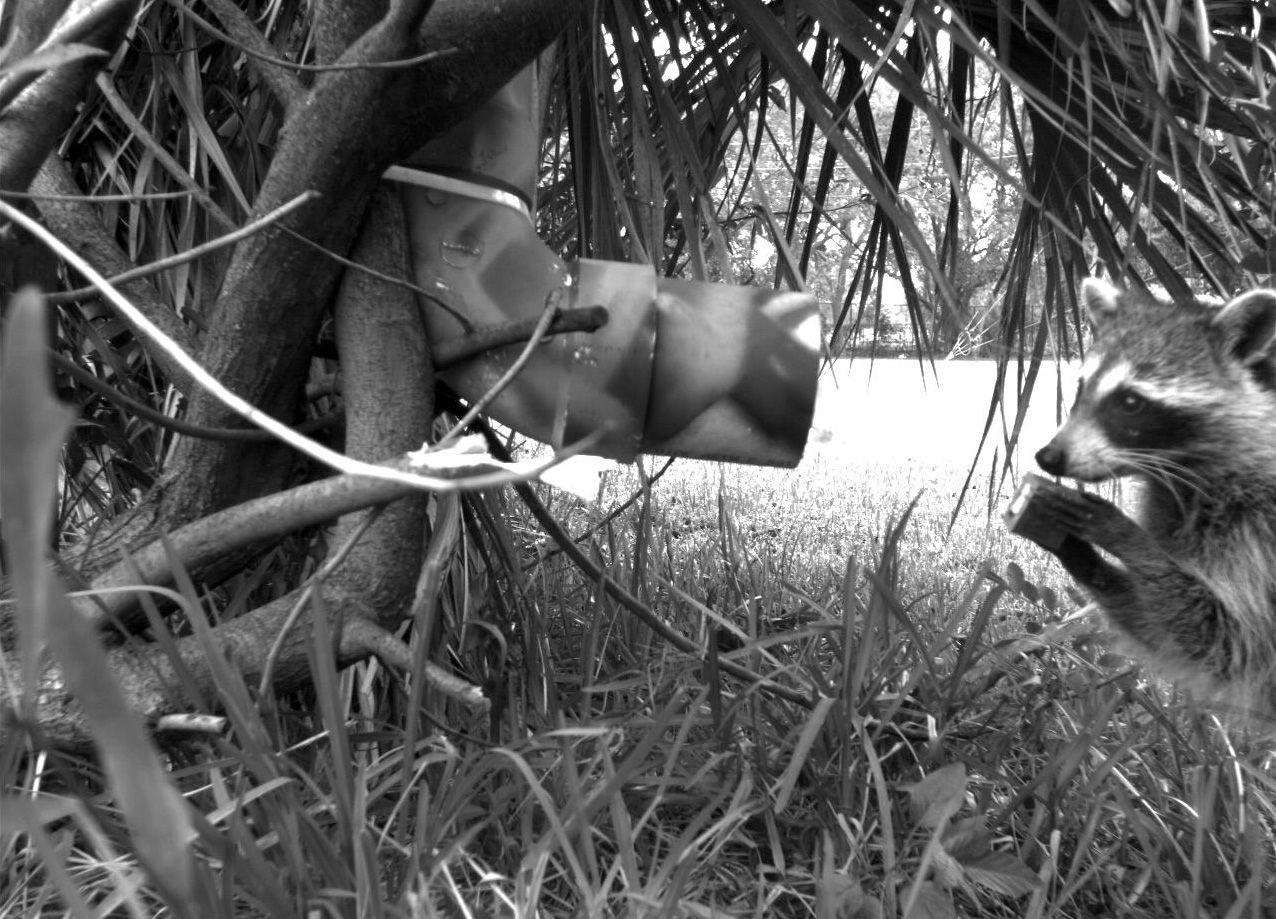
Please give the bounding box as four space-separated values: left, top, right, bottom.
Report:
1019 277 1276 715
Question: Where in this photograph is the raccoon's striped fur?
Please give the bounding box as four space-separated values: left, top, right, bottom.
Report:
1030 277 1276 716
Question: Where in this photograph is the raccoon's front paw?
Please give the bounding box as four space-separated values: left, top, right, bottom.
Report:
1036 487 1146 552
1006 475 1145 554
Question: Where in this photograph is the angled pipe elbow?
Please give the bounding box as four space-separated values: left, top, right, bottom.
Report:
392 65 820 467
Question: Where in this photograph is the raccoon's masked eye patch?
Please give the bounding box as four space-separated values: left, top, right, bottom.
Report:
1243 359 1276 392
1096 386 1196 450
1114 391 1146 415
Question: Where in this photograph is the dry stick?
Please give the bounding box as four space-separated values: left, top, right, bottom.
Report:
257 506 384 697
0 201 598 493
81 462 420 627
46 191 318 304
437 288 566 447
431 305 609 368
342 618 486 709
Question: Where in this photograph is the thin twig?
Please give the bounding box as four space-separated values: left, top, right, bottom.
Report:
1 201 603 494
0 189 197 202
279 221 466 319
526 457 675 569
437 288 564 446
50 350 342 442
47 191 318 304
342 618 488 710
257 507 384 699
432 305 609 368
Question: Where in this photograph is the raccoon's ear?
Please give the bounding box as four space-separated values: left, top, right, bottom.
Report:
1213 289 1276 366
1080 277 1121 328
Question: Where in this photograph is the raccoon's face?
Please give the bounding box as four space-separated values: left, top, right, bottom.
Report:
1035 352 1204 481
1036 279 1276 483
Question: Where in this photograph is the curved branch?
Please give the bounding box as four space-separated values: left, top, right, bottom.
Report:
83 458 429 629
53 349 342 442
1 578 479 751
0 0 141 192
160 0 586 528
191 0 304 108
1 187 480 752
0 0 76 63
31 156 200 390
341 617 486 709
46 190 318 305
324 184 432 614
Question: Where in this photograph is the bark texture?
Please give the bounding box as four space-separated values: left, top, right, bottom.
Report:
160 0 582 527
1 0 586 749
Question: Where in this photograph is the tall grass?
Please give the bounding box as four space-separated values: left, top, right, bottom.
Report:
6 429 1273 917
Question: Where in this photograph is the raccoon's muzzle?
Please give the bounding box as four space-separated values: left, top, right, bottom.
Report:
1035 442 1067 476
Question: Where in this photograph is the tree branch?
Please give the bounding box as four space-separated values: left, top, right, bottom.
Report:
1 578 475 751
30 156 200 390
340 618 486 709
189 0 305 109
159 0 586 528
0 0 141 192
323 183 432 614
81 457 431 630
46 190 318 306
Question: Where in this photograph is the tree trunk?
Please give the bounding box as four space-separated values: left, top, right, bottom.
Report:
158 0 583 527
1 0 585 749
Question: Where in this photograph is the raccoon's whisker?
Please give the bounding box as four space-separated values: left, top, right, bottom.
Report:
1128 451 1206 490
1121 454 1198 519
1133 454 1209 502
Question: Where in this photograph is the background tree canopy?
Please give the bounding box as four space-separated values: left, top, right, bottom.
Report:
2 0 1275 913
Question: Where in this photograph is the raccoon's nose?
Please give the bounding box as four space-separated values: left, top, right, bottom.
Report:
1036 443 1066 476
